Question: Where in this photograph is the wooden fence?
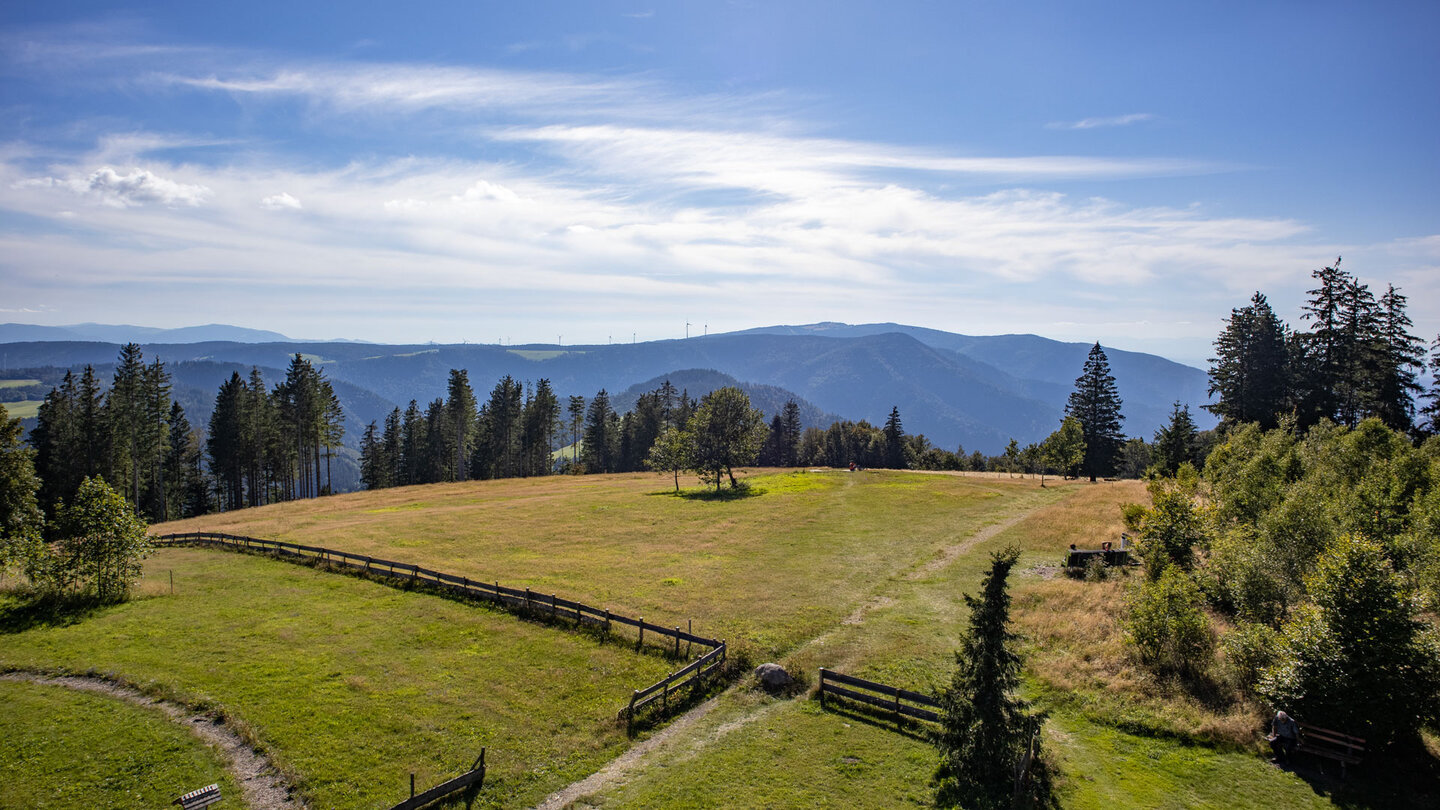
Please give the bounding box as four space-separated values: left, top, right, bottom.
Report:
388 750 485 810
618 641 728 730
154 532 728 724
817 668 941 724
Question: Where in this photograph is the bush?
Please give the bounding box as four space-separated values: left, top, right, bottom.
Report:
1258 534 1440 744
1125 567 1214 678
1220 621 1281 695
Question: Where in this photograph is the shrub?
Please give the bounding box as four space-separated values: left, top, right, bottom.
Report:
1220 621 1281 695
1258 534 1440 744
1125 567 1214 678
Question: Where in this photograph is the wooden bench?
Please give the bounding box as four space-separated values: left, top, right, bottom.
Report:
1295 721 1366 778
1064 549 1130 568
174 783 221 809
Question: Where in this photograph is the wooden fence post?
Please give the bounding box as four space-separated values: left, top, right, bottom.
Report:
674 627 681 659
687 619 692 659
637 619 644 651
627 690 639 733
525 588 531 613
604 609 611 640
410 773 415 798
551 593 557 619
819 668 827 708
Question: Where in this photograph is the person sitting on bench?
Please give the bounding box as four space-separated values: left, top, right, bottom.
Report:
1268 710 1299 763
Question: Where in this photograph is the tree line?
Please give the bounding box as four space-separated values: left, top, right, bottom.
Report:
1208 258 1438 436
27 346 345 525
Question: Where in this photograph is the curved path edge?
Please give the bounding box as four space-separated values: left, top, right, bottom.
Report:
1 670 301 810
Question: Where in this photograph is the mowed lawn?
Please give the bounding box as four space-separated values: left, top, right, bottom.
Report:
159 470 1060 660
0 548 675 809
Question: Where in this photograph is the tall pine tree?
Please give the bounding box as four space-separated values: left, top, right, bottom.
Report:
1065 343 1124 482
1206 292 1289 429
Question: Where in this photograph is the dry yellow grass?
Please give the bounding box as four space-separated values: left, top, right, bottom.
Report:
157 469 1055 660
993 479 1260 745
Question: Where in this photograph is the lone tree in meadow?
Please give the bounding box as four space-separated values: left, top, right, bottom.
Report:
1066 343 1124 482
686 387 767 492
935 546 1053 810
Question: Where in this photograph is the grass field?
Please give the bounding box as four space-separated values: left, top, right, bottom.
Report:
0 680 242 810
0 400 40 419
5 469 1423 808
0 548 675 809
0 379 41 389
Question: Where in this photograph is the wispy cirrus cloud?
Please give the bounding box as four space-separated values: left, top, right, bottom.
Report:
0 33 1432 348
1046 112 1155 130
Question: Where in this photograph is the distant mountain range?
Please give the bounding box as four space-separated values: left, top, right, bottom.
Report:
0 322 1215 456
0 323 296 344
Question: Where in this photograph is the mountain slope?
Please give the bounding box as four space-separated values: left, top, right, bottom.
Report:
2 322 1216 454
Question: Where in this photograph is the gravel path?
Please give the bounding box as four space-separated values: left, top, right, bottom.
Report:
1 671 301 810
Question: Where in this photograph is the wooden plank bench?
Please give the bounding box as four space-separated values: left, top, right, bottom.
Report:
174 783 221 809
1064 549 1130 568
1295 721 1366 778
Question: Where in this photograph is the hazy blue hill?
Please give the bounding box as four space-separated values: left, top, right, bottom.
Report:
732 322 1216 435
0 323 293 344
610 369 842 429
3 321 1217 454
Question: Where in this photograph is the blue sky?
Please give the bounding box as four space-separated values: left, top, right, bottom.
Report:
1 1 1436 366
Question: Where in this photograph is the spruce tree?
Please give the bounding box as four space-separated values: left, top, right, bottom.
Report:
935 546 1051 810
522 378 560 477
360 421 383 490
1152 402 1199 476
780 399 803 467
1206 292 1289 429
883 406 906 469
1065 343 1124 482
581 389 619 473
1367 285 1424 431
207 372 247 511
566 395 586 472
381 407 402 487
1420 335 1440 437
445 369 478 481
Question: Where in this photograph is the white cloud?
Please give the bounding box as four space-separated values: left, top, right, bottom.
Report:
260 192 303 210
1047 113 1155 130
0 44 1433 351
15 166 210 208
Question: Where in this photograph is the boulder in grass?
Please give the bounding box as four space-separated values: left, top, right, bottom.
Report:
754 663 793 692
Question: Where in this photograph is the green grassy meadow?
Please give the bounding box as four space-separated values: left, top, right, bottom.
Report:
0 400 41 419
0 548 674 808
3 469 1415 808
0 679 242 810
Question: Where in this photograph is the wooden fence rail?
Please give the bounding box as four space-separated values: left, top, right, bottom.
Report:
618 641 728 729
388 749 485 810
155 532 729 725
817 668 941 724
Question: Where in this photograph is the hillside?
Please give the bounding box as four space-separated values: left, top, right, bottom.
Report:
3 470 1384 808
1 321 1214 456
